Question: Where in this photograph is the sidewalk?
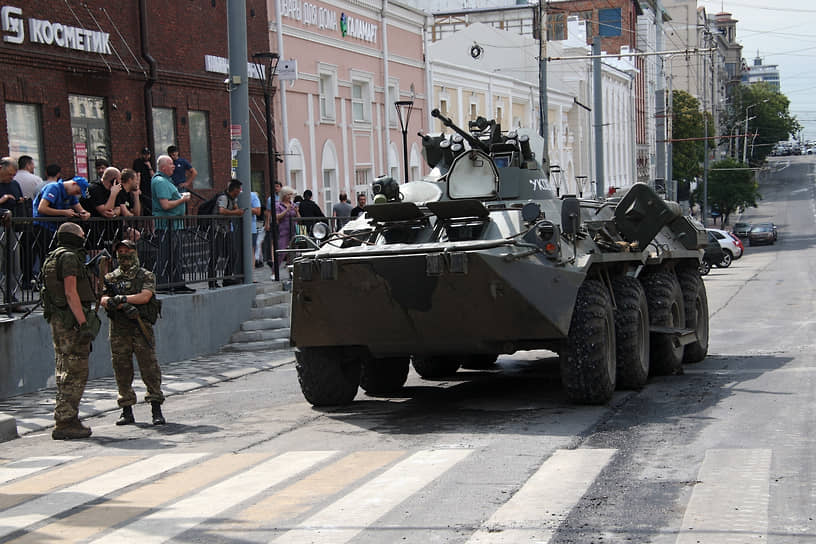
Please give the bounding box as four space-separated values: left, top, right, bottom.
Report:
0 263 296 443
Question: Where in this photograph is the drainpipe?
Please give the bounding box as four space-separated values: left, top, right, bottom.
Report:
139 0 157 153
382 0 391 177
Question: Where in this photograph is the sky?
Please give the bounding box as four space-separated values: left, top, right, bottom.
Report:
698 0 816 142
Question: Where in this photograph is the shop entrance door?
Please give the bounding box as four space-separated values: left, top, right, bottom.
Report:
69 94 110 180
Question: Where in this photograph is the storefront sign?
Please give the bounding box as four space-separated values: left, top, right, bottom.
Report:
280 0 377 44
74 143 88 179
204 55 265 80
1 6 112 54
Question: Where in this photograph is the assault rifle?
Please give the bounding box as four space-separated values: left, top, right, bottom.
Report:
103 279 154 348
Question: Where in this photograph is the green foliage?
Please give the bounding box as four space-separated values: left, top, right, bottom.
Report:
694 158 759 225
671 90 705 186
725 83 801 165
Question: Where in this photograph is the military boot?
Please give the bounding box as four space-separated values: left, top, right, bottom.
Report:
52 420 92 440
116 405 135 426
151 402 166 425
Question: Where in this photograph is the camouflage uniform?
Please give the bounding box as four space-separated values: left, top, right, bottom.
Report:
103 259 165 408
41 228 98 431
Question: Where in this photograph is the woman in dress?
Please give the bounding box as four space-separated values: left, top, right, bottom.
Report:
275 186 299 270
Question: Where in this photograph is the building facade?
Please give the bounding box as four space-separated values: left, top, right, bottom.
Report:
268 0 429 212
742 54 780 90
0 1 272 199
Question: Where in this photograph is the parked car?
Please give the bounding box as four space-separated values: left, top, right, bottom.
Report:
733 222 752 238
753 222 778 241
700 236 725 276
748 224 775 246
727 232 745 257
706 228 742 267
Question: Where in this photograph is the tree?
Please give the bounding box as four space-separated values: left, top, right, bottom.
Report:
723 83 800 165
671 90 705 194
694 158 759 225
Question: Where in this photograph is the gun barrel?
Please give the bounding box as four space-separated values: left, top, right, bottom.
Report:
431 108 490 153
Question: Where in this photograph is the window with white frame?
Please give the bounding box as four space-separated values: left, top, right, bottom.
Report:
496 105 503 126
388 79 399 128
188 110 212 189
322 170 335 211
440 98 448 117
350 71 373 124
318 64 337 123
470 102 477 121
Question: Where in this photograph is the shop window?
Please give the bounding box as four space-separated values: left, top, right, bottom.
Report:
318 64 337 123
152 107 176 158
598 8 621 37
70 95 110 180
5 103 44 178
189 110 212 189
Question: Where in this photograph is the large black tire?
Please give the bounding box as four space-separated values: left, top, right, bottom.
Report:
716 249 732 268
411 356 461 379
640 272 686 376
559 279 616 404
611 276 650 390
460 354 499 370
360 357 410 395
677 268 710 363
295 347 361 406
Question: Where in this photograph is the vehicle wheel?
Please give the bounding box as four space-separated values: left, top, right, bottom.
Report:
677 268 709 363
295 347 362 406
460 354 499 369
611 276 650 390
640 271 686 376
559 279 616 404
717 250 732 268
699 260 711 276
411 356 461 379
360 356 410 395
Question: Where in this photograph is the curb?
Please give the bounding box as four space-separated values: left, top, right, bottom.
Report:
0 412 18 442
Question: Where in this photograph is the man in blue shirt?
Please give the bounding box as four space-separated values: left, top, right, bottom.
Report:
167 146 197 190
152 155 194 294
33 176 91 231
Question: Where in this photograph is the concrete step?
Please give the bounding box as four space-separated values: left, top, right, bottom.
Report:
230 327 290 344
254 282 286 295
221 338 291 353
253 292 290 308
249 305 291 321
242 316 289 331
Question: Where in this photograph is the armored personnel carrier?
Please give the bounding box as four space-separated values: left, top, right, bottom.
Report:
290 109 709 406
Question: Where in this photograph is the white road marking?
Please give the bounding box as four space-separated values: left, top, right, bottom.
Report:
88 451 336 544
273 449 472 544
0 453 206 539
466 448 617 544
676 448 772 544
0 456 78 485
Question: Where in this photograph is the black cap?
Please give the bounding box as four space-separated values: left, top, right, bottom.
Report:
141 147 151 154
114 239 137 251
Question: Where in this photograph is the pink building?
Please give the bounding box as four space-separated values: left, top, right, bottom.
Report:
270 0 430 212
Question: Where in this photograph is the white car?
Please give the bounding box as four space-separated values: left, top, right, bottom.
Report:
706 228 743 267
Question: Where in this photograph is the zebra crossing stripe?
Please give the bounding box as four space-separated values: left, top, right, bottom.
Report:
0 455 139 512
0 453 205 540
235 450 405 525
6 453 271 544
273 448 473 544
467 448 617 544
0 456 78 485
88 450 337 544
676 448 772 544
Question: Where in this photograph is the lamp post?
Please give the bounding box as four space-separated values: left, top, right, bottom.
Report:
252 51 281 281
394 100 414 183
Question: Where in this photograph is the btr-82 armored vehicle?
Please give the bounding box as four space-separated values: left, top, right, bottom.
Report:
289 109 709 406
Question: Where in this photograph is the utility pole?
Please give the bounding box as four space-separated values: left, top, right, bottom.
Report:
227 0 253 284
593 36 604 198
538 1 549 169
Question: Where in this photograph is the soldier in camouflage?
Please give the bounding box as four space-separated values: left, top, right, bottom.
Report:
41 222 101 440
101 239 166 426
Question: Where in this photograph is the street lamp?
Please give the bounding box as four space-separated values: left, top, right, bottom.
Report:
252 51 282 281
743 99 769 164
394 100 414 183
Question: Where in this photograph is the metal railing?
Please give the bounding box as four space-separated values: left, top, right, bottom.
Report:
1 215 244 317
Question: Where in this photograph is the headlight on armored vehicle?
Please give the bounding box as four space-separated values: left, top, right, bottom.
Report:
312 222 329 241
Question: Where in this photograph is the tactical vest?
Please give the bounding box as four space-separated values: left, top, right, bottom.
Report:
105 268 162 324
40 247 96 324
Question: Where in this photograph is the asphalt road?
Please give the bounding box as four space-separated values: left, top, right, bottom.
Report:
0 157 814 543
